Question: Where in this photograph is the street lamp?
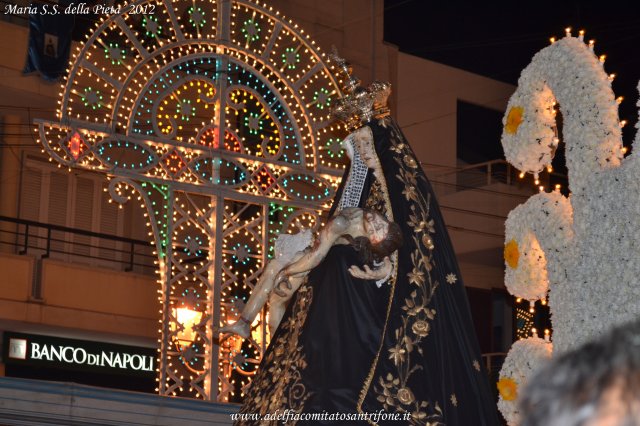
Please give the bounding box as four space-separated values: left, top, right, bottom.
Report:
171 306 203 349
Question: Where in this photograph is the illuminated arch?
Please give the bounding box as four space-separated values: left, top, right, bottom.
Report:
36 0 348 401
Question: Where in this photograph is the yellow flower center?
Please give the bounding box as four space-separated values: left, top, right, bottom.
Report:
505 106 524 135
497 377 518 401
504 239 520 269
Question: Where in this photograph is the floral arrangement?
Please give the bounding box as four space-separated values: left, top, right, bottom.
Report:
497 337 553 426
501 36 624 186
503 192 573 303
498 33 640 424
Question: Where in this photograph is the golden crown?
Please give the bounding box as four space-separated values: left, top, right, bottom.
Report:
329 48 391 131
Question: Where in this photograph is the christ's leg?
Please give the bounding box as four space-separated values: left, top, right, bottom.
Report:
219 258 285 338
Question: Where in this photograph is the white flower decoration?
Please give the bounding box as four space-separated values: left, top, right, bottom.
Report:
497 337 553 426
499 34 640 424
501 35 638 355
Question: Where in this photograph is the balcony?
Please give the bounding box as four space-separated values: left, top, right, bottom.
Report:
0 216 158 340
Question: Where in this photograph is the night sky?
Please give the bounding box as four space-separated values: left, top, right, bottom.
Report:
384 0 640 147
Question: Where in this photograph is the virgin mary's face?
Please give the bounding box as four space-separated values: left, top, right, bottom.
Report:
353 129 378 170
363 210 389 244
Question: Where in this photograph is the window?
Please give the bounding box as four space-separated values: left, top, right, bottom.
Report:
19 155 125 269
456 100 504 164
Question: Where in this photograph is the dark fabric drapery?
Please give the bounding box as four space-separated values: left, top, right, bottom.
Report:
236 118 499 426
354 119 499 425
237 245 386 425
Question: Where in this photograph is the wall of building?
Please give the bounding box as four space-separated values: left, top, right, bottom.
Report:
0 20 59 239
391 52 526 289
0 252 157 340
395 52 515 170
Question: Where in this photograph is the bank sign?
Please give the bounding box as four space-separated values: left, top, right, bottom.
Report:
3 332 156 377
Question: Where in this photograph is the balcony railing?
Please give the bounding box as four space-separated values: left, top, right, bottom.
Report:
0 215 155 275
423 159 568 199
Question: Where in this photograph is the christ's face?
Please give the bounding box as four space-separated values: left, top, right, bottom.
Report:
363 210 389 244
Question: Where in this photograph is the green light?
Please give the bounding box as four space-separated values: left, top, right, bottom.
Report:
241 19 260 43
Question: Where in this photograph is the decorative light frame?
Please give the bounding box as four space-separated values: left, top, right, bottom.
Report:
35 0 347 402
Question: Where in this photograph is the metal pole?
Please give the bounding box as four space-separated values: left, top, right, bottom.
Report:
205 0 231 402
125 241 135 272
159 188 174 395
44 228 51 258
19 224 28 255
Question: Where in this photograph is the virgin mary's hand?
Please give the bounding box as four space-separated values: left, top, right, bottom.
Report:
273 270 293 297
348 256 392 280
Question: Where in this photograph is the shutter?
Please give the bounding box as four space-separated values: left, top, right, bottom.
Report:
19 166 44 252
20 166 42 221
47 171 69 257
100 191 120 262
72 177 94 256
48 171 69 226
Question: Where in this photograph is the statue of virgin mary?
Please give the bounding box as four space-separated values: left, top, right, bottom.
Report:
234 57 500 426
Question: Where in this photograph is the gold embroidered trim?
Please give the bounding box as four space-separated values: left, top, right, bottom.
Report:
237 284 313 425
356 123 444 425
